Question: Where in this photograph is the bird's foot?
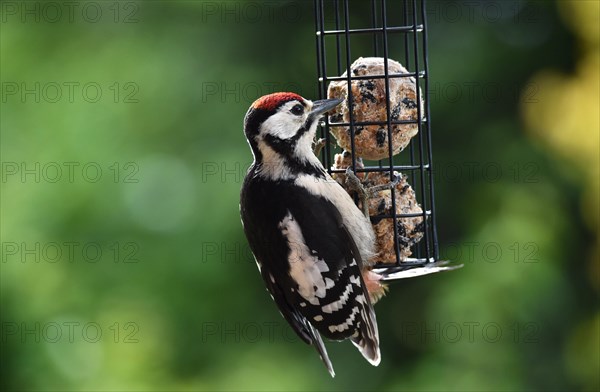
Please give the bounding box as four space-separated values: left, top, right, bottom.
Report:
365 172 402 197
345 168 403 219
344 167 370 218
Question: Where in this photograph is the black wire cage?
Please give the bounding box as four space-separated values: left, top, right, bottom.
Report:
314 0 440 273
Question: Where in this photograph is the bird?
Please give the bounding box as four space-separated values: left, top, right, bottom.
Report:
239 92 458 377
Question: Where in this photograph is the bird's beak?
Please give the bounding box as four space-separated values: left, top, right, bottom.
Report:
310 98 343 117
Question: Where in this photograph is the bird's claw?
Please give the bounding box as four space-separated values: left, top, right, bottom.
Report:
344 167 370 218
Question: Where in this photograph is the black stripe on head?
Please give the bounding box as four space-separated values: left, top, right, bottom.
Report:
262 115 310 155
244 107 271 160
262 121 326 179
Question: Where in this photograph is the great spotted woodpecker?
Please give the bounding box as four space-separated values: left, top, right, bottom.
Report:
239 92 455 377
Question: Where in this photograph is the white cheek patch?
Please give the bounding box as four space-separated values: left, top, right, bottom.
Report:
259 102 307 140
278 211 330 306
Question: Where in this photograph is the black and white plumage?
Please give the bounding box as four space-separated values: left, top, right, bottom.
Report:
239 92 460 376
240 93 379 376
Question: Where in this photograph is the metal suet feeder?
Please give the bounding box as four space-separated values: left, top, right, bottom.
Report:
314 0 443 275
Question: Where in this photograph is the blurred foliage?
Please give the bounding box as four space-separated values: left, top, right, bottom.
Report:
0 1 598 391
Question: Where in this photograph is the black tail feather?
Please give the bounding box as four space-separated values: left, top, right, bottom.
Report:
306 322 335 377
350 299 381 366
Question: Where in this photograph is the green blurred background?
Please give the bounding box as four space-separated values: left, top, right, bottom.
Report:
1 1 598 390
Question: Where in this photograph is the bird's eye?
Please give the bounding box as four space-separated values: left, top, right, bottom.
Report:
290 104 304 116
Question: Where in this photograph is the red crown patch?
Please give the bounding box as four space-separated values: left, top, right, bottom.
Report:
251 92 304 111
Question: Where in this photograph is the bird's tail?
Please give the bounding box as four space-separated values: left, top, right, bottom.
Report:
350 302 381 367
350 277 381 367
306 322 336 377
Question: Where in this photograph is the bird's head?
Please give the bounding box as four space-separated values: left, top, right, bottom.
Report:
243 92 342 170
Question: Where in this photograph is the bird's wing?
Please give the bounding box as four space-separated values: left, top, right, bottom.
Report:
285 189 380 366
241 178 336 375
259 263 335 376
241 179 379 375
